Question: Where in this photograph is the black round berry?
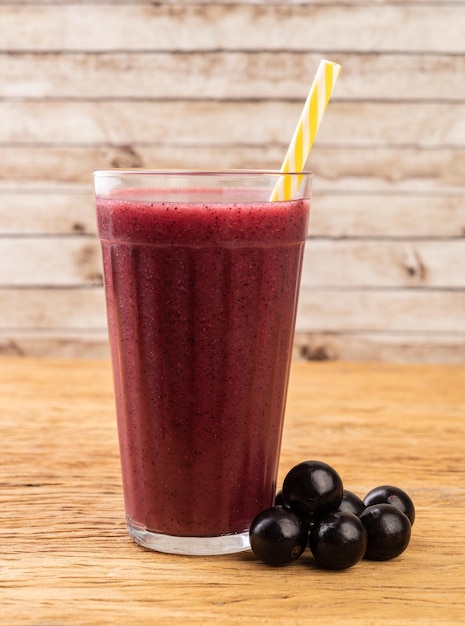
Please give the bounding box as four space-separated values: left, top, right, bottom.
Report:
338 489 366 517
363 485 415 526
360 503 411 561
274 488 284 506
282 460 343 521
309 511 367 570
249 506 308 566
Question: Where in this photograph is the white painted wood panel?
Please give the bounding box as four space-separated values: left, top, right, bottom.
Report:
0 4 462 53
1 287 464 334
310 195 465 239
0 288 106 329
0 329 110 358
302 240 465 289
293 332 465 364
297 290 465 333
0 192 96 235
0 238 102 286
1 328 464 363
2 52 463 101
3 0 462 5
2 146 464 194
1 101 464 147
3 238 464 290
2 191 464 239
4 0 462 5
0 1 463 361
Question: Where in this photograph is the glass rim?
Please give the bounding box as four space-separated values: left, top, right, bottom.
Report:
93 168 313 178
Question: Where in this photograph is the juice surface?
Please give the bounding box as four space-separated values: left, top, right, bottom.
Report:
97 190 310 537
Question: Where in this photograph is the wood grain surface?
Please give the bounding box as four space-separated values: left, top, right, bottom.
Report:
0 0 464 361
1 4 462 52
1 357 464 624
3 238 465 289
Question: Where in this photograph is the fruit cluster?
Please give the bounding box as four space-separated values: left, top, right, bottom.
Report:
249 460 414 569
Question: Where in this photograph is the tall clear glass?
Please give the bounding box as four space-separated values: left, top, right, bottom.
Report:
94 170 312 555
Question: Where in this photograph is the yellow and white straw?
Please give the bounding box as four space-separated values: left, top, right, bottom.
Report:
270 59 341 202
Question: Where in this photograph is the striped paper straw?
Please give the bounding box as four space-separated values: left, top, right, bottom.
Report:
270 59 341 201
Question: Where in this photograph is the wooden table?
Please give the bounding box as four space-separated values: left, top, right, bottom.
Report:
1 357 464 625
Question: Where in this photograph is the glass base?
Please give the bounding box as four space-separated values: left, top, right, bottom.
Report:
126 516 251 555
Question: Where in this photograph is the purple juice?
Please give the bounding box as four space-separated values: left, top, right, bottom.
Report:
95 173 311 554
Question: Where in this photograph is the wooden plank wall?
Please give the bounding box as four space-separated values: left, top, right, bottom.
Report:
0 0 464 362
